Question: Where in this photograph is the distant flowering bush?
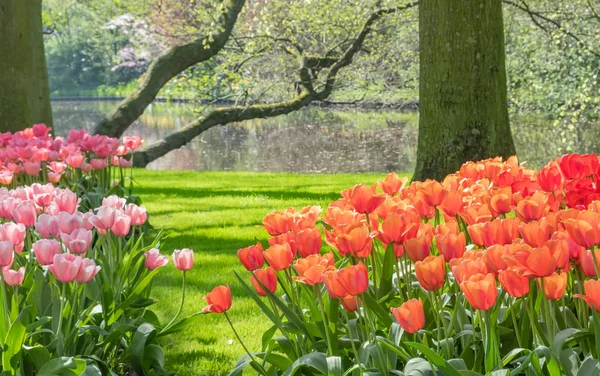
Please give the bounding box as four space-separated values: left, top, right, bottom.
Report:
0 124 141 209
0 183 205 375
217 154 600 375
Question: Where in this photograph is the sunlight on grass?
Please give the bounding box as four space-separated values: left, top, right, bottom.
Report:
134 170 405 375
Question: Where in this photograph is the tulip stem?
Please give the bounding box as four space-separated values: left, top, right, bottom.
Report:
314 285 335 356
342 309 360 364
403 254 412 299
165 271 186 330
509 298 522 348
224 311 268 376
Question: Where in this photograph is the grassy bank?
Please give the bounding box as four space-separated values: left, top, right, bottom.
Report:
133 170 389 375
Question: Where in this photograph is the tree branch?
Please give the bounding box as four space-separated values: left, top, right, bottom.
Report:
93 0 246 138
132 2 418 167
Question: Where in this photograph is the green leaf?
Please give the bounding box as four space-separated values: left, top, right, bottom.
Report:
129 323 157 375
327 356 343 376
3 306 32 373
24 345 51 370
577 357 600 376
552 328 583 360
362 292 392 327
378 243 396 299
282 353 328 376
405 342 463 376
404 357 432 376
37 357 87 376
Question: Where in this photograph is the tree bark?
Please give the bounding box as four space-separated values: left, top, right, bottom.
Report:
413 0 516 181
133 3 417 167
93 0 245 138
0 0 52 131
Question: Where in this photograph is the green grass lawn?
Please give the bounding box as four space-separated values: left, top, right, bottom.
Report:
133 170 387 375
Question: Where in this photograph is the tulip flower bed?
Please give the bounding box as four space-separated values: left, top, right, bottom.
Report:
0 183 207 375
0 124 141 209
221 154 600 375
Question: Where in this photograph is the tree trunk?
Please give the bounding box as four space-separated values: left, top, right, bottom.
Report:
0 0 52 131
413 0 516 181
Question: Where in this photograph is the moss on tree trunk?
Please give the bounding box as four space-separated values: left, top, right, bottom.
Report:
413 0 516 181
0 0 52 132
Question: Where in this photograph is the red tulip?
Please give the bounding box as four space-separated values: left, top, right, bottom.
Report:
250 267 278 296
237 243 264 271
203 285 232 313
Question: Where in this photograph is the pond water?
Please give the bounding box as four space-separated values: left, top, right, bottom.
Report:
51 100 600 173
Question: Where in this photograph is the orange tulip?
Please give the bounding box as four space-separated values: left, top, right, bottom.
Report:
514 192 549 221
575 279 600 312
564 216 600 248
459 203 493 226
324 270 348 299
579 249 600 278
541 271 567 300
237 242 264 271
450 257 489 284
295 228 322 258
435 232 466 261
377 212 419 244
439 190 463 218
293 205 323 232
503 245 557 278
552 230 583 260
342 295 359 312
417 180 447 207
377 172 407 195
263 242 294 271
410 194 435 219
415 255 446 291
337 263 369 295
484 244 515 274
203 285 232 313
436 221 459 236
460 273 498 311
544 238 569 270
404 223 433 262
489 187 513 217
498 269 529 297
345 184 386 214
250 267 278 296
326 223 373 258
468 218 520 247
294 253 335 275
263 210 294 235
391 298 425 334
519 218 550 248
537 161 563 192
268 232 298 257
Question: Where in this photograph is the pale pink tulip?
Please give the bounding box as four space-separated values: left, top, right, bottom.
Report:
89 206 115 231
12 202 36 226
173 249 194 271
90 159 108 170
33 239 62 265
111 213 131 236
102 196 126 209
65 153 84 169
60 229 92 254
0 241 14 267
144 249 169 270
0 223 26 246
57 212 83 234
55 189 79 214
75 259 100 283
3 267 24 286
35 214 60 238
49 254 82 283
125 204 147 226
48 172 62 184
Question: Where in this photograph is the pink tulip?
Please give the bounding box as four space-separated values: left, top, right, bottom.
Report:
125 204 147 226
0 241 14 267
32 123 50 137
81 163 93 173
48 172 62 184
89 206 115 231
35 214 60 238
48 162 67 174
82 211 95 230
49 253 82 283
90 159 108 170
119 157 132 168
123 136 142 150
65 153 84 169
173 249 194 271
23 161 41 176
12 202 36 227
60 229 92 254
75 259 100 283
0 198 17 219
0 169 13 185
3 267 24 286
144 249 169 270
33 239 62 265
55 189 79 214
102 196 126 209
0 223 26 246
57 212 83 234
111 213 131 236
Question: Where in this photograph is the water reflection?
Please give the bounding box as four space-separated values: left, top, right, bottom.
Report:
51 100 600 172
